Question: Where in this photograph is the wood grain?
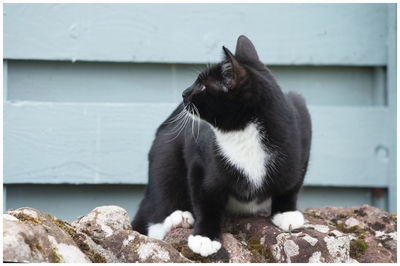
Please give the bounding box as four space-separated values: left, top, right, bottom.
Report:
4 3 388 65
4 102 392 187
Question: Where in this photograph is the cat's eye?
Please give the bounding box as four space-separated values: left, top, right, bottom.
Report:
201 86 206 91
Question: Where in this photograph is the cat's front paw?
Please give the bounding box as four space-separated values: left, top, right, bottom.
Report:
163 210 195 230
188 235 222 257
272 210 304 231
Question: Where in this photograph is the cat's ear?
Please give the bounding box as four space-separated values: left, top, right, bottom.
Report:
222 46 247 89
235 35 260 62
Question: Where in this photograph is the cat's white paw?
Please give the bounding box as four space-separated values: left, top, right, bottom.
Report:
148 210 194 240
147 223 166 240
188 235 222 257
163 210 194 230
272 210 304 231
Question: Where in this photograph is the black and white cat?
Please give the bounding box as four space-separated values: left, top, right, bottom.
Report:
132 35 312 257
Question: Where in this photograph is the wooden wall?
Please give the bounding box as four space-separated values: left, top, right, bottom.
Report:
3 3 397 220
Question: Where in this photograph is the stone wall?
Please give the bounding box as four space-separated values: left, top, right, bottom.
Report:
3 205 397 263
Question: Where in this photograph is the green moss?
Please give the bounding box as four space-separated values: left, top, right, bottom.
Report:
21 233 45 258
171 243 220 262
11 212 43 226
290 228 303 234
337 211 356 219
390 213 397 223
350 239 368 260
245 237 275 263
302 210 320 218
52 246 64 263
48 214 107 263
48 215 77 237
72 233 107 263
359 230 369 240
336 223 360 234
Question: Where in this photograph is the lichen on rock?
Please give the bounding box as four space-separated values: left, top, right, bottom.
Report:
3 204 397 263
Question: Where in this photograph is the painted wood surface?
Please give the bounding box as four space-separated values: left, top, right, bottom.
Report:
5 184 376 222
4 3 389 65
3 3 396 213
386 7 397 213
4 102 392 187
7 60 385 106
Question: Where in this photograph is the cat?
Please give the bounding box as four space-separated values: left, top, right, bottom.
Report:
132 35 312 257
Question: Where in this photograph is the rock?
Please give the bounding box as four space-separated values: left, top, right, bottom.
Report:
3 205 396 263
3 208 91 263
302 205 397 263
223 216 353 263
164 228 254 262
71 206 190 263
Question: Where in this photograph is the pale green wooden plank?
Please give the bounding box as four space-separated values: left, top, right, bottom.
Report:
4 102 393 187
4 3 388 65
386 6 396 213
4 184 383 222
5 184 145 222
298 187 375 210
3 60 8 101
7 60 384 106
7 61 195 103
3 185 7 213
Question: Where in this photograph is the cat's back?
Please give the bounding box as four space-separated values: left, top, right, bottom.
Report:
285 91 312 152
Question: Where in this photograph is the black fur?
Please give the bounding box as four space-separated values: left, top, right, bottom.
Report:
132 35 312 242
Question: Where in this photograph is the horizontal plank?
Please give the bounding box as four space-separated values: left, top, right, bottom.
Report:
7 60 385 106
4 3 391 65
4 102 393 187
4 184 380 222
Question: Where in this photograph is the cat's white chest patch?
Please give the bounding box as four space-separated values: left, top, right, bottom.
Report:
213 122 271 190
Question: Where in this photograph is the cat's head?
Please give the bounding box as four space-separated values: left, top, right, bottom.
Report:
182 35 277 131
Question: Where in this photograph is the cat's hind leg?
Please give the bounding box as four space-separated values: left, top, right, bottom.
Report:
272 210 304 231
147 210 195 240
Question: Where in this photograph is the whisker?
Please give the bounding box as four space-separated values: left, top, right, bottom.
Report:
166 111 190 142
164 107 187 124
190 105 196 142
192 104 201 142
162 114 188 135
160 107 188 136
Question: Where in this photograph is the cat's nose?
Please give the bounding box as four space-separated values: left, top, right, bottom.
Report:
182 88 191 99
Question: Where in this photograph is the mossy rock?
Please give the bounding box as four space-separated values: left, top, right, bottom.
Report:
47 214 107 263
171 243 228 262
10 212 43 226
244 237 275 263
350 239 368 260
51 245 64 263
